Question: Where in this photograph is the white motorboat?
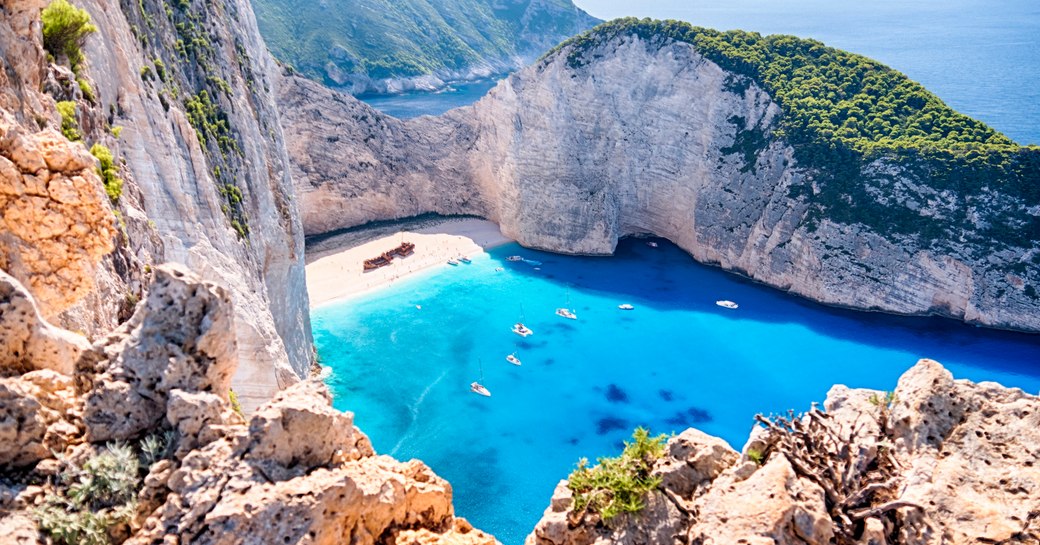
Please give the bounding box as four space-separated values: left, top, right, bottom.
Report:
647 241 659 248
507 256 523 262
716 300 739 309
618 304 635 310
555 308 577 320
506 353 521 366
447 258 460 266
459 256 472 264
512 323 534 337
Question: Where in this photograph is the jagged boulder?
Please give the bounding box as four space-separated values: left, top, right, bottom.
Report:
0 110 115 318
76 263 237 442
0 370 79 468
0 269 89 376
132 381 495 545
527 359 1040 545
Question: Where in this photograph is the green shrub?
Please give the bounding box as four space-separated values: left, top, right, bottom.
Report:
568 427 667 523
41 0 97 72
34 443 140 545
229 390 243 416
90 144 123 202
139 65 153 80
153 58 167 81
110 125 123 138
76 77 95 102
55 100 81 141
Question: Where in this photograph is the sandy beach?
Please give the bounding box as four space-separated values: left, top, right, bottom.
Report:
305 217 513 308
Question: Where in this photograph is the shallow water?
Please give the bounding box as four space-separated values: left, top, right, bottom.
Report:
360 0 1039 145
313 239 1040 545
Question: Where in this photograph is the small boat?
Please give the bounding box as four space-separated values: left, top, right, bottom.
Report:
415 305 422 310
507 256 523 262
555 308 577 320
716 300 739 309
470 382 491 397
471 360 491 397
556 291 576 320
506 353 521 366
512 323 534 337
459 256 472 264
447 258 460 266
495 267 505 272
647 241 659 248
618 304 635 310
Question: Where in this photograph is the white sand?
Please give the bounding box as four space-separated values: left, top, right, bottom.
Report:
305 218 513 308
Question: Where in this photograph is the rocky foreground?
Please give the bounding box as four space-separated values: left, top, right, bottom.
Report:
527 359 1040 545
0 265 495 545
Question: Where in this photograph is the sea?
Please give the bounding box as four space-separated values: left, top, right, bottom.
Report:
360 0 1040 145
338 2 1040 541
312 240 1040 545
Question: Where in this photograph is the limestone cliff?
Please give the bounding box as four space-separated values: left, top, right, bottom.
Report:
0 0 313 411
0 264 496 545
280 23 1040 333
526 359 1040 545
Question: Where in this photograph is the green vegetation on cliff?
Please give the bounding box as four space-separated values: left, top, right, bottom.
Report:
249 0 599 88
553 19 1040 249
568 427 668 523
41 0 97 72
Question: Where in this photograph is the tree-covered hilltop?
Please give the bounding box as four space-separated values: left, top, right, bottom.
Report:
249 0 599 90
551 18 1040 250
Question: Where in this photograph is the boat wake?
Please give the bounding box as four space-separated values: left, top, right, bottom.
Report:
390 369 448 456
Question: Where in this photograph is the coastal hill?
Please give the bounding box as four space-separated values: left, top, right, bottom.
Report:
249 0 600 94
281 18 1040 333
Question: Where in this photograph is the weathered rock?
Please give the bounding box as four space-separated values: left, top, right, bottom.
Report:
243 380 374 469
0 109 116 318
527 359 1040 545
653 428 739 500
0 269 89 376
77 264 236 442
0 370 79 468
690 455 833 545
131 381 491 545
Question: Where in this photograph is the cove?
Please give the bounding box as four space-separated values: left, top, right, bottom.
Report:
312 239 1040 545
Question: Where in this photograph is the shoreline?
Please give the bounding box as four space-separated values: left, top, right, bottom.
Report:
305 217 513 309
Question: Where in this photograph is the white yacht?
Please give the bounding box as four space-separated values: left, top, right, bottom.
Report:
506 353 521 366
512 323 534 337
470 382 491 397
716 300 739 309
447 258 460 266
555 308 577 320
507 255 523 262
618 304 635 310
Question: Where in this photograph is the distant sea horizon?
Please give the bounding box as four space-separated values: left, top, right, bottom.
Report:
362 0 1039 145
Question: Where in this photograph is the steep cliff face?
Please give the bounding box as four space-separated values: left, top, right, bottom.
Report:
1 0 314 411
526 359 1040 545
280 26 1040 332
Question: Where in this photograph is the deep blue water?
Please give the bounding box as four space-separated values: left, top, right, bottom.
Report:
361 0 1039 145
358 79 501 119
313 239 1040 545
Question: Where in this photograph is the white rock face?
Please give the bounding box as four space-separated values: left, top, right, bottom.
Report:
65 0 313 410
281 31 1040 332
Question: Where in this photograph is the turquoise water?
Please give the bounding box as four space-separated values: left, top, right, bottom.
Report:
313 239 1040 545
361 0 1039 144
